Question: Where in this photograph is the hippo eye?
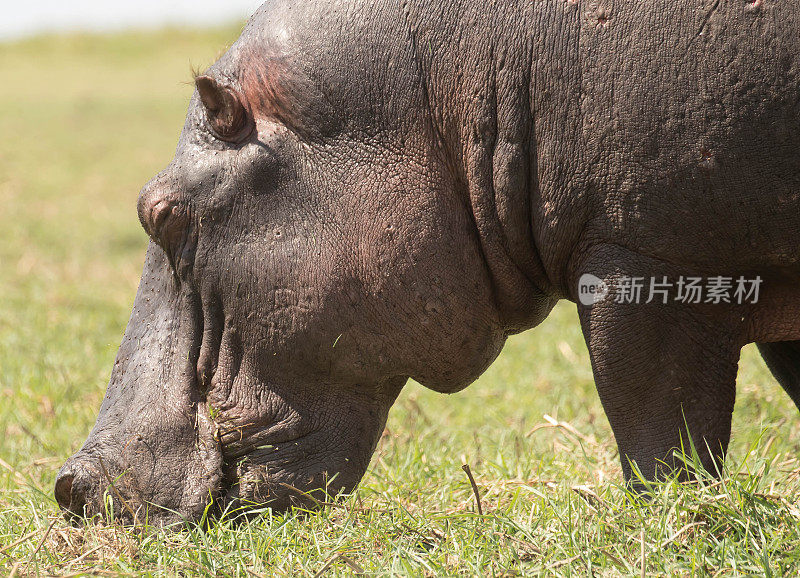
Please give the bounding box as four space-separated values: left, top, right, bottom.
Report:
195 75 252 142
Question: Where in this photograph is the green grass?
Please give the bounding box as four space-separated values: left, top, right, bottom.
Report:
2 26 800 576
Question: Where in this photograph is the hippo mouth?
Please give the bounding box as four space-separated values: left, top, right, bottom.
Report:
189 293 330 515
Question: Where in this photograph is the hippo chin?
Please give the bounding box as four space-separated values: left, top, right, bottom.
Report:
56 0 800 525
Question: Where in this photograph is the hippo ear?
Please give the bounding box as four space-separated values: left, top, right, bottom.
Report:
195 75 251 142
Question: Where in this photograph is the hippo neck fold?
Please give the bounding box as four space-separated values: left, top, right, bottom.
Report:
402 0 571 332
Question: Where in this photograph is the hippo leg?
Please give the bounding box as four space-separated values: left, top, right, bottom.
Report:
575 246 742 483
757 342 800 411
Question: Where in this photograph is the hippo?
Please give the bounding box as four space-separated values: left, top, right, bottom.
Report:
55 0 800 525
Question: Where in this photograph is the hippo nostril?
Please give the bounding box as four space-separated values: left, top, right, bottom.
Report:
150 199 174 235
55 467 93 517
54 472 75 511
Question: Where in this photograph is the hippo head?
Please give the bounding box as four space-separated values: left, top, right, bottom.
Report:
55 1 554 526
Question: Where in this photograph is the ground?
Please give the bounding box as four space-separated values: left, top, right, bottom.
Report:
1 27 800 576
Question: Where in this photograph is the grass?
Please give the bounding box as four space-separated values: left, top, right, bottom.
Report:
1 26 800 576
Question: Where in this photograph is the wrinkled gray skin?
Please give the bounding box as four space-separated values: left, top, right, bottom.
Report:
56 0 800 525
